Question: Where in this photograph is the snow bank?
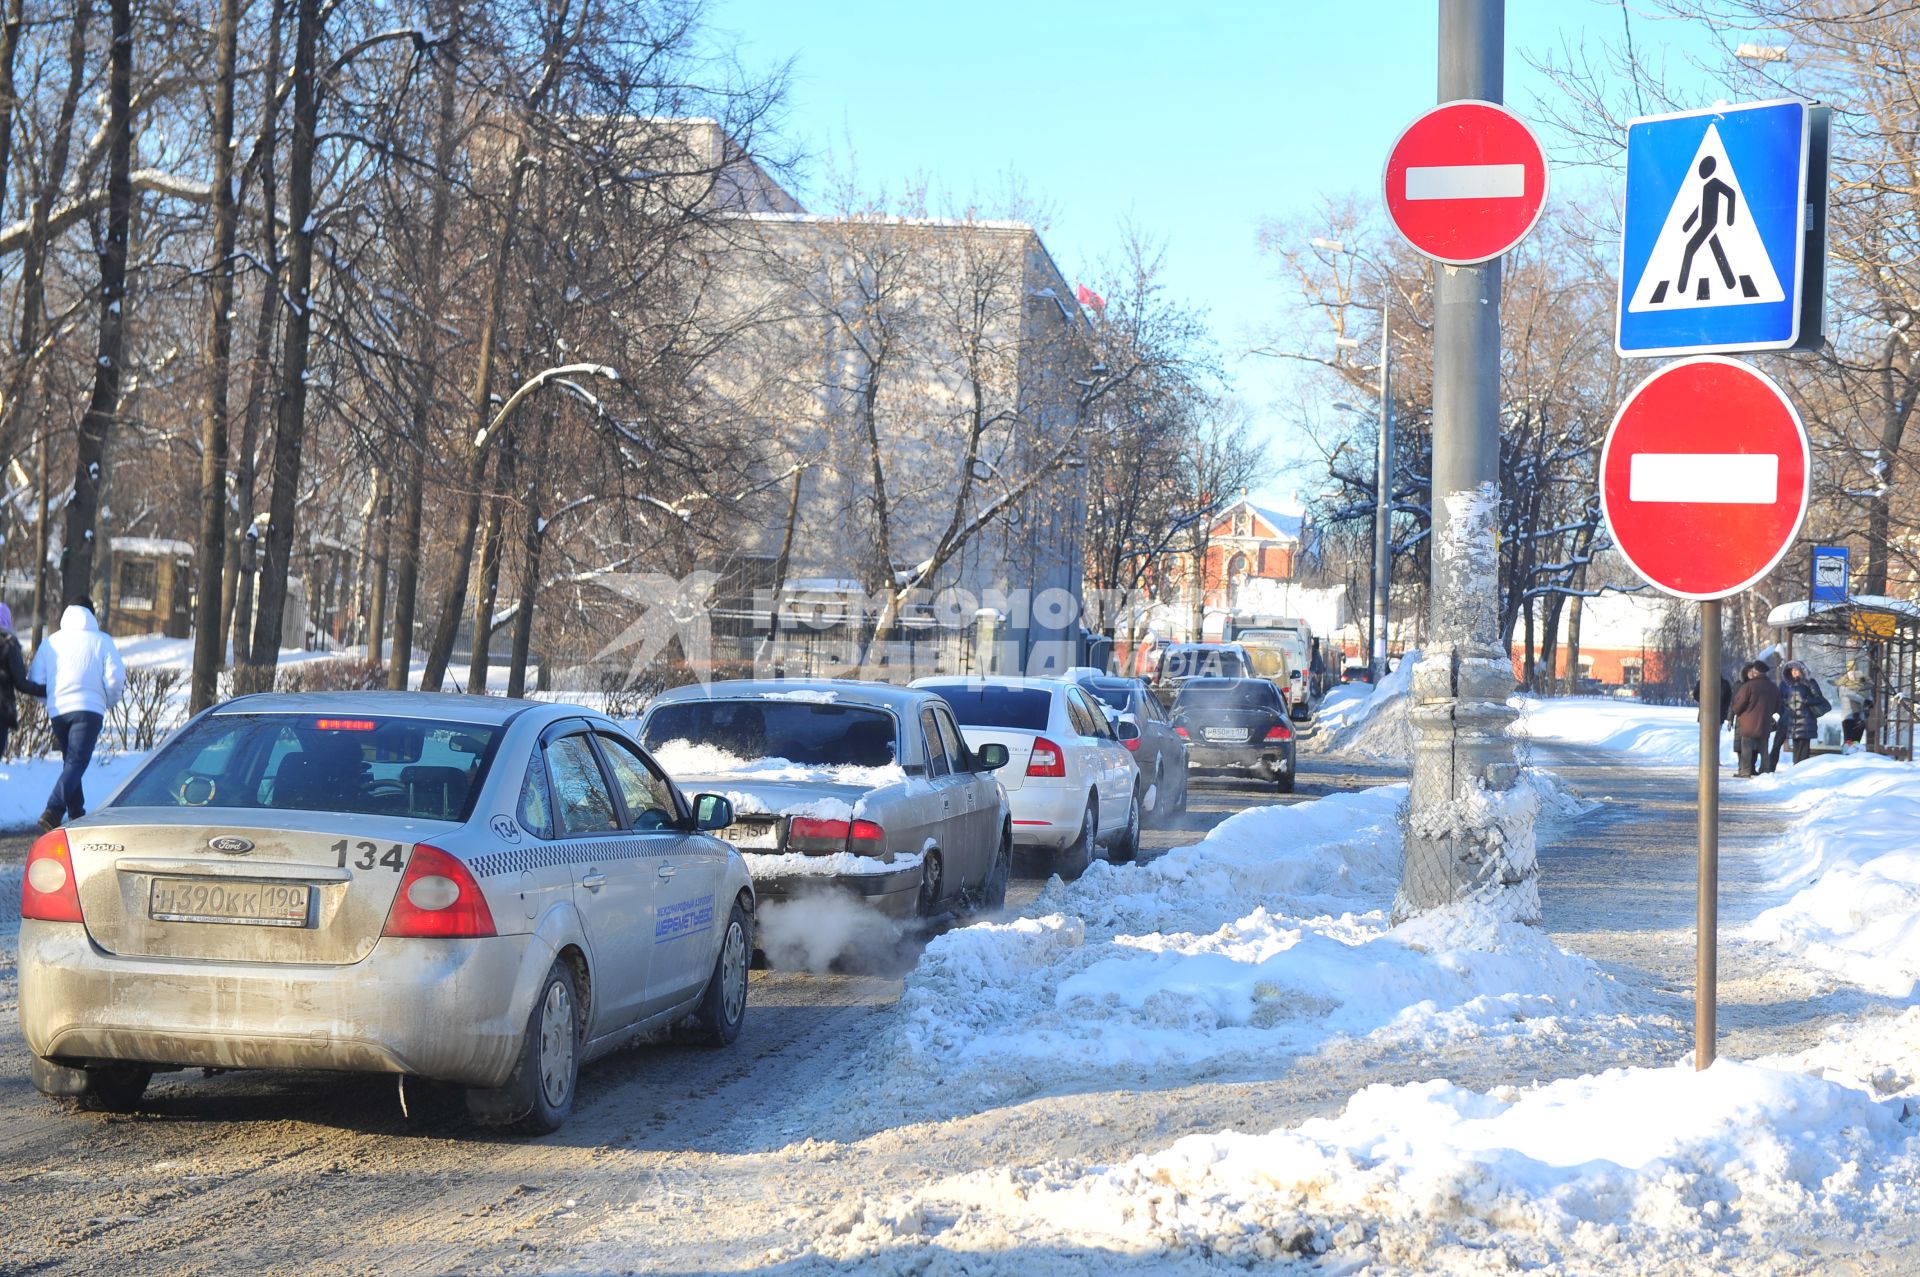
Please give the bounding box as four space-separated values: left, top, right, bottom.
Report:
0 754 151 831
1735 752 1920 996
1508 695 1734 766
812 1058 1916 1272
1316 650 1417 761
647 740 905 790
887 775 1618 1108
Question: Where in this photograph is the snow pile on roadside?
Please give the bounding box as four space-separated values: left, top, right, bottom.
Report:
647 740 905 790
1309 682 1374 735
888 775 1620 1109
1736 752 1920 996
1318 649 1417 761
1508 694 1734 766
807 1058 1917 1273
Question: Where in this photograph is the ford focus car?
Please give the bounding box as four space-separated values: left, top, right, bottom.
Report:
18 691 754 1134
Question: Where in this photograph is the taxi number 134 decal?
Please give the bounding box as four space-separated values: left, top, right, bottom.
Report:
332 838 405 871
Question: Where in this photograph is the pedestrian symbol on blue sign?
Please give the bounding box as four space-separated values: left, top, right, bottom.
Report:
1616 99 1826 358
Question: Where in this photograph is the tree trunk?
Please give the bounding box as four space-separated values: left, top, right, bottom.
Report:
60 0 134 606
365 466 390 666
0 0 24 224
228 1 285 672
1565 587 1585 694
237 0 321 694
506 449 543 699
465 438 514 693
5 0 88 478
30 429 48 645
387 0 462 691
189 0 243 713
420 155 531 691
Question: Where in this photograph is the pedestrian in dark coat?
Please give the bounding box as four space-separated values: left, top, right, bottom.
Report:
1728 661 1780 778
0 603 47 759
1776 660 1831 766
1691 674 1733 725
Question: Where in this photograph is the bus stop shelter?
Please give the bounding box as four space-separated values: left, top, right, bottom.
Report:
1767 596 1920 760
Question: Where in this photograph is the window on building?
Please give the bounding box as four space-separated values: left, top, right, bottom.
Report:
1620 659 1644 688
119 559 158 611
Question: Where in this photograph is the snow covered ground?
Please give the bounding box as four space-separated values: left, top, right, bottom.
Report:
773 693 1920 1274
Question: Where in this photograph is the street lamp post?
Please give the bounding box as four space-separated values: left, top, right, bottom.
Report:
1318 237 1395 682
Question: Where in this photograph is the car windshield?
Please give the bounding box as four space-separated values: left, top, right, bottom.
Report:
1080 680 1137 713
111 713 503 821
920 684 1052 731
639 700 898 767
1176 680 1282 712
1161 649 1249 680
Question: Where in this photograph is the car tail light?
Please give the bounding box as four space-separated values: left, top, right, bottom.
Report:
788 816 887 857
21 829 84 923
382 843 495 939
1026 737 1066 778
1265 724 1293 741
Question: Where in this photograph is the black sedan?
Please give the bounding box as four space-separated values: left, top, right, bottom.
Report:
1171 678 1297 793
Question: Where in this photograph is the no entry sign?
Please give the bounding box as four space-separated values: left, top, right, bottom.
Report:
1600 356 1810 600
1383 100 1549 265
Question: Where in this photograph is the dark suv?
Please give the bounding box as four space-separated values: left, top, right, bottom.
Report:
1171 677 1297 793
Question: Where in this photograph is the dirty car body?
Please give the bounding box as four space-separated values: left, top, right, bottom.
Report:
638 680 1011 921
18 691 754 1130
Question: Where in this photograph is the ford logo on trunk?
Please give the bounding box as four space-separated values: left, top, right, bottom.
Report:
209 836 255 855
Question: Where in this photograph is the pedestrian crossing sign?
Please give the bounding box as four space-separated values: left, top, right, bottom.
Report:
1616 99 1827 357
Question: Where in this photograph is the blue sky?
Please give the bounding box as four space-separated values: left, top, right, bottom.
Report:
710 1 1732 494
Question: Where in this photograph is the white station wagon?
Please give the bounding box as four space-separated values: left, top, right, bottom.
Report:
19 692 753 1134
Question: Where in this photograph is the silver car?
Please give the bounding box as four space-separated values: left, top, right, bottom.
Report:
638 680 1012 921
18 692 754 1134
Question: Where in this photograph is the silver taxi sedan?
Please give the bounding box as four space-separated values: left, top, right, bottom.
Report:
18 691 754 1134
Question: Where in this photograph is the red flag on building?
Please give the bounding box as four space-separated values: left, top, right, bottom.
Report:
1075 283 1106 315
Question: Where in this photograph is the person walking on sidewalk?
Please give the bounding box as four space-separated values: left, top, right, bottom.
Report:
1729 661 1779 778
28 598 126 829
0 602 47 759
1776 659 1832 767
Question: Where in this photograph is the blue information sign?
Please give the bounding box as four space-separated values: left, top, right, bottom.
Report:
1616 99 1821 358
1811 545 1850 604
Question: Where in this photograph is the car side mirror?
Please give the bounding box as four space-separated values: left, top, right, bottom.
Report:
975 742 1010 770
690 793 734 832
1114 720 1141 743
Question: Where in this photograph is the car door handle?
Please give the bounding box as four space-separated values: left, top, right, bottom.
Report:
581 872 607 891
657 863 676 879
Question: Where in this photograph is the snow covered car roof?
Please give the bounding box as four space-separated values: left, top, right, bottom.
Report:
647 678 942 712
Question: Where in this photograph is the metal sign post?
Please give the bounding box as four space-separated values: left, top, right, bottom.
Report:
1696 599 1721 1069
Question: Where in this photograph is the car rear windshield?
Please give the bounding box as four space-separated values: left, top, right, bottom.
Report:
1080 680 1138 713
111 713 504 821
1175 680 1282 712
1161 649 1250 680
639 700 898 767
919 684 1052 731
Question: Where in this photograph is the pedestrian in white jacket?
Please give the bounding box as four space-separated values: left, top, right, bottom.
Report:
28 599 126 829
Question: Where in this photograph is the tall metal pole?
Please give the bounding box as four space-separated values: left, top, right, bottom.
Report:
1696 599 1722 1069
1372 300 1393 682
1398 0 1533 922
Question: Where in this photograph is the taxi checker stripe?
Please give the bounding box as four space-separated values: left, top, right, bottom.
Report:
471 835 674 879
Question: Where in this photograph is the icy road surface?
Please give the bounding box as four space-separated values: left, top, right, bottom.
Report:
0 763 1356 1276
